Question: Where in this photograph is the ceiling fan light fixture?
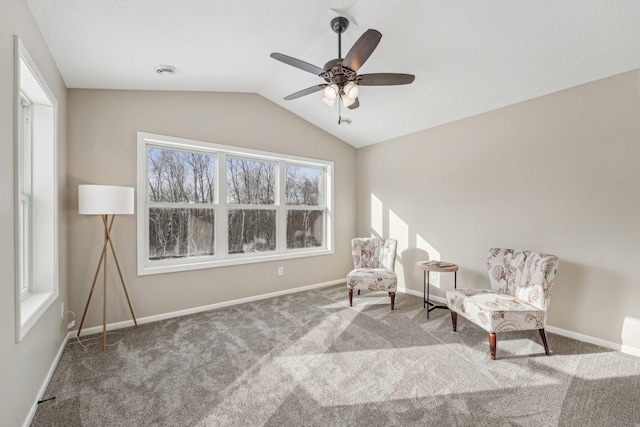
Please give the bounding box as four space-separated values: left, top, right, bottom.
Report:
323 84 339 100
344 83 360 100
322 96 336 107
340 94 356 108
322 84 339 107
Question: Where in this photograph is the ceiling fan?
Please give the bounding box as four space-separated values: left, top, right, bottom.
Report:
270 16 415 113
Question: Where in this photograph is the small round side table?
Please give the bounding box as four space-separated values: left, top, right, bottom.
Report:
415 261 458 319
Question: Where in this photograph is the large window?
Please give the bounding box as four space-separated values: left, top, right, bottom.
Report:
15 37 59 341
137 133 333 275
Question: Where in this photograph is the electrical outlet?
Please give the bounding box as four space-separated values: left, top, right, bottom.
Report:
278 267 284 276
60 303 64 319
430 272 438 280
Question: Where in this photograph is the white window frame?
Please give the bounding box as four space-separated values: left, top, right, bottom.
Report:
137 132 334 276
15 37 59 342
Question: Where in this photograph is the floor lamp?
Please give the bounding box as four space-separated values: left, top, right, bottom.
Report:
77 184 138 351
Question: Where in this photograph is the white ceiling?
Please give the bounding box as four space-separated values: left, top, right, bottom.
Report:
26 0 640 148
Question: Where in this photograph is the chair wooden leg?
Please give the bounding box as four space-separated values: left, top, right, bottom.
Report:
390 292 395 310
451 311 457 332
348 289 353 306
489 333 497 360
539 328 551 356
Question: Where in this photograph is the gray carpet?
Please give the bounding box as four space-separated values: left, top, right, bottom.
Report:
32 285 640 426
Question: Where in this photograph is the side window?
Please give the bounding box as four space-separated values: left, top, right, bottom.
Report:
16 38 59 341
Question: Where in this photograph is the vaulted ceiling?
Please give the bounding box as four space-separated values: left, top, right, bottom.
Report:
26 0 640 148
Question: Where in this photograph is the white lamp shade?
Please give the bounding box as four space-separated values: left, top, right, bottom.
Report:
79 185 134 215
322 96 336 107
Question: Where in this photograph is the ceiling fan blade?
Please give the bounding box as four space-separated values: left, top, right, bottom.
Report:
341 29 382 72
347 98 360 110
270 53 326 76
284 84 326 100
358 73 415 86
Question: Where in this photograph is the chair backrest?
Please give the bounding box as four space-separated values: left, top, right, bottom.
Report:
351 238 397 271
487 248 559 311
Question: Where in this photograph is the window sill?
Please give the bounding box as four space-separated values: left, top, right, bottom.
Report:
139 247 333 276
19 290 58 341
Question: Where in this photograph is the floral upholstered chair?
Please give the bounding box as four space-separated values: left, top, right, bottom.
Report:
446 248 559 360
347 238 398 310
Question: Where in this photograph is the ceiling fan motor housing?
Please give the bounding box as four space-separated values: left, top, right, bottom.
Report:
321 61 358 87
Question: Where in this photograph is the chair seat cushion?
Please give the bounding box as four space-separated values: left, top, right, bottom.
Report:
446 288 546 333
347 268 397 292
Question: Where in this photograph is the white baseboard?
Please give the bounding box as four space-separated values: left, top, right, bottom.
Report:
398 286 640 359
545 325 640 358
22 330 69 427
399 286 446 304
75 278 345 337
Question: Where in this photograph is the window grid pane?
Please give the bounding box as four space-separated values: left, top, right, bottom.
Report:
228 209 276 254
149 207 215 260
285 164 323 206
19 196 31 296
226 157 276 205
148 146 215 203
286 209 324 249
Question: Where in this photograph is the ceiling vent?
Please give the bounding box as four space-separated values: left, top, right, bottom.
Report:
154 65 176 76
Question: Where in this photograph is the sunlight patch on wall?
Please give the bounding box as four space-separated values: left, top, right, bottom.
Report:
416 234 440 261
371 193 383 237
416 234 442 287
389 210 409 254
389 209 408 280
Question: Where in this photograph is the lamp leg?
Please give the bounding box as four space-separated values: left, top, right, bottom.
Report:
103 215 108 351
77 232 109 339
79 215 136 351
103 215 138 328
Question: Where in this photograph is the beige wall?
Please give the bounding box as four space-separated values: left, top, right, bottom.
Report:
4 3 639 422
0 0 68 425
357 69 640 350
67 89 357 329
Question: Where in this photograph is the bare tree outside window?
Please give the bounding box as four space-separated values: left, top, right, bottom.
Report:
227 157 275 205
227 157 276 253
228 209 276 253
285 165 324 249
285 164 322 206
148 147 215 260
